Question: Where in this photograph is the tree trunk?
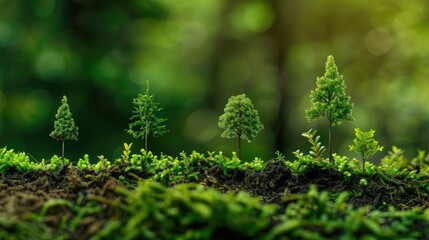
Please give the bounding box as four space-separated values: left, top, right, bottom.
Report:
362 156 366 173
329 122 333 164
238 136 241 160
145 119 148 152
62 140 65 166
145 131 148 152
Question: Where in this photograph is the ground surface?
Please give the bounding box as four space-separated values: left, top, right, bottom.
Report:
1 160 427 239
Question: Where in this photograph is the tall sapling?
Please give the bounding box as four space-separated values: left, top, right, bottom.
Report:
218 94 264 160
127 81 168 151
349 128 383 173
50 96 79 166
306 55 354 164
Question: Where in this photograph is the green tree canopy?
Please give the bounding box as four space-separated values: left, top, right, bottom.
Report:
50 96 78 164
127 81 168 151
306 55 354 163
219 94 264 159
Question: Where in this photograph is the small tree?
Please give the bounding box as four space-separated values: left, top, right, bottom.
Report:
218 94 264 160
306 55 354 164
50 96 79 166
349 128 383 173
127 81 168 151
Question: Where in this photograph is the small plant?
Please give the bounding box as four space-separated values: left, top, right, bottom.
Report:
218 94 264 160
301 129 326 161
127 81 168 151
349 128 383 173
122 143 133 162
77 154 91 171
274 150 285 161
94 155 111 172
46 155 70 171
411 149 429 173
306 55 354 164
49 96 79 166
116 143 133 167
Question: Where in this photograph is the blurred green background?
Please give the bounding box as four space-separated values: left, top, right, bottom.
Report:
1 0 429 162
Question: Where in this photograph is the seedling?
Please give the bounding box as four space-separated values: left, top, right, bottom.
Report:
218 94 264 160
127 81 168 151
302 129 326 161
50 96 79 166
117 143 133 167
306 55 354 164
349 128 383 173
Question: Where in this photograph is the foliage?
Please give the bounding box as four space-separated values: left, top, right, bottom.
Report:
94 155 111 172
381 146 408 169
267 186 429 239
49 96 79 166
306 55 354 163
34 195 101 238
411 149 429 173
127 81 168 151
218 94 264 159
301 129 326 161
46 155 70 172
241 157 265 172
349 128 384 173
0 217 53 240
77 154 91 171
0 147 44 173
274 150 286 161
93 181 278 240
116 143 133 167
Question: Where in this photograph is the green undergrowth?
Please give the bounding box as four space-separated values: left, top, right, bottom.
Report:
1 145 428 186
29 181 429 239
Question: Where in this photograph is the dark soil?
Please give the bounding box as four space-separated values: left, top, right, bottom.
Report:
200 160 429 210
0 160 427 239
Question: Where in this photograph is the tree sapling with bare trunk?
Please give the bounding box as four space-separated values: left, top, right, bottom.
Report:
306 55 354 164
218 94 263 160
50 96 79 166
127 81 168 151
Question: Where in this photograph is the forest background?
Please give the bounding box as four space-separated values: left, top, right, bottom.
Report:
0 0 428 162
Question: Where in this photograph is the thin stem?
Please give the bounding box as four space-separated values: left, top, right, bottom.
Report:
62 140 65 166
362 156 366 173
329 121 333 164
238 135 241 160
145 118 148 151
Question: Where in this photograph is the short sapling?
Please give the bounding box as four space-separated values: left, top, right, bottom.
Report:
127 81 168 151
306 55 354 164
50 96 79 166
218 94 264 160
349 128 383 173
